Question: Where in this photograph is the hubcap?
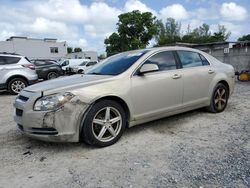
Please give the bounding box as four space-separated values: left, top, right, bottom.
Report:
48 72 57 79
11 80 25 93
92 107 122 142
214 88 227 110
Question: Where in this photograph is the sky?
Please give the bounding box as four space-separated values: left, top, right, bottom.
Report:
0 0 249 54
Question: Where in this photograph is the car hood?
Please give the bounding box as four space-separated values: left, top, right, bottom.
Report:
24 74 113 94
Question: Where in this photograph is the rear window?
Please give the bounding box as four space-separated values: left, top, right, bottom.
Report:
34 61 54 66
0 56 20 65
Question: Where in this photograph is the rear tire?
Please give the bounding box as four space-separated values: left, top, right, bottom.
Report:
7 78 27 95
81 100 126 147
207 83 229 113
47 71 58 80
77 70 84 74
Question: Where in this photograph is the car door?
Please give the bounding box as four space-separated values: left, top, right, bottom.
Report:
176 50 215 106
130 50 183 120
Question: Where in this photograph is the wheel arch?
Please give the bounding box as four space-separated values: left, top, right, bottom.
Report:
217 80 230 94
78 95 131 142
93 96 131 125
47 69 59 74
6 75 28 85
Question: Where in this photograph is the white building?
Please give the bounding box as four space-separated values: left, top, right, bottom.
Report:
66 51 98 61
0 36 67 60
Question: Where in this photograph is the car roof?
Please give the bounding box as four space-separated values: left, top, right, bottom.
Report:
120 46 205 55
0 52 23 58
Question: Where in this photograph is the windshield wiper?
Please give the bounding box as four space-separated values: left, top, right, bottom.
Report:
88 72 116 76
88 72 102 75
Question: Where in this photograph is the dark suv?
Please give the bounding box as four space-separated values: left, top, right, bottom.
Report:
31 59 63 80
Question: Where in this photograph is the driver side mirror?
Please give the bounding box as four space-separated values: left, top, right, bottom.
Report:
139 64 159 75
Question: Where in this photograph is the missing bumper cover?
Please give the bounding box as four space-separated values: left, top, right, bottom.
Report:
17 124 58 135
31 127 58 135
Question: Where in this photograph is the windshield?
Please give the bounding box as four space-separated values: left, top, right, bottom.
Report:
58 59 65 65
86 50 149 75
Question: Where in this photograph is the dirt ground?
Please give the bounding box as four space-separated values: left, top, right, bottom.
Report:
0 82 249 188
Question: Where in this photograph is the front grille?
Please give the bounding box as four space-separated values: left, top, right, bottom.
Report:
17 125 58 135
16 108 23 116
31 127 58 135
18 95 29 102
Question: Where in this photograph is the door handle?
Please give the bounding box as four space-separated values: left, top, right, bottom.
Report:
172 74 181 79
208 70 214 74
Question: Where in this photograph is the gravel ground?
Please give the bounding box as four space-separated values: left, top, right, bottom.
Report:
0 82 249 188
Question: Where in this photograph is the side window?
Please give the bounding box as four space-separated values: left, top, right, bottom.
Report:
144 51 177 71
4 57 21 64
61 60 69 66
177 51 203 68
45 61 54 65
0 56 5 65
34 61 46 66
87 61 97 66
199 54 210 65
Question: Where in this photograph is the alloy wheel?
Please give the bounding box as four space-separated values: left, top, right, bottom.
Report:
214 87 227 110
47 72 58 79
92 107 122 142
11 80 26 93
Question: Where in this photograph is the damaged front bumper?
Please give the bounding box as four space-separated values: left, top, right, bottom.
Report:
13 90 90 142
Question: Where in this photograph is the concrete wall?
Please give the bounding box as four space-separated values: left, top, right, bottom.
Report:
194 44 250 72
0 37 67 60
224 47 250 72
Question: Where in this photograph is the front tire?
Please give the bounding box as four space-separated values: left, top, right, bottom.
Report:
207 83 229 113
77 70 84 74
7 78 27 95
47 71 58 80
82 100 126 147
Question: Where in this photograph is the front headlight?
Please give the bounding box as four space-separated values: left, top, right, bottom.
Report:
34 92 75 111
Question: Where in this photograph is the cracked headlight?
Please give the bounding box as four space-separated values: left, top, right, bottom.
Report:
34 92 75 111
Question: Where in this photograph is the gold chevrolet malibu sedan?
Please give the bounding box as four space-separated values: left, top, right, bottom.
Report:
14 47 235 147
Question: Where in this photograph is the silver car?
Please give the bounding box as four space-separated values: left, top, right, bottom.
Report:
0 53 38 94
14 47 235 147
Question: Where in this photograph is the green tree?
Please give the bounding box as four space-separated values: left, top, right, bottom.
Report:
98 53 107 60
182 23 211 43
211 25 231 42
181 24 230 44
105 10 158 56
104 33 122 56
155 18 181 45
74 47 82 52
238 34 250 41
67 47 73 54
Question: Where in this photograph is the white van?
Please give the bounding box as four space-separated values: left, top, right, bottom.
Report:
71 61 98 74
59 59 90 71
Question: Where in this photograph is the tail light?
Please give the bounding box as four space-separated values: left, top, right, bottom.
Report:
22 64 35 70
